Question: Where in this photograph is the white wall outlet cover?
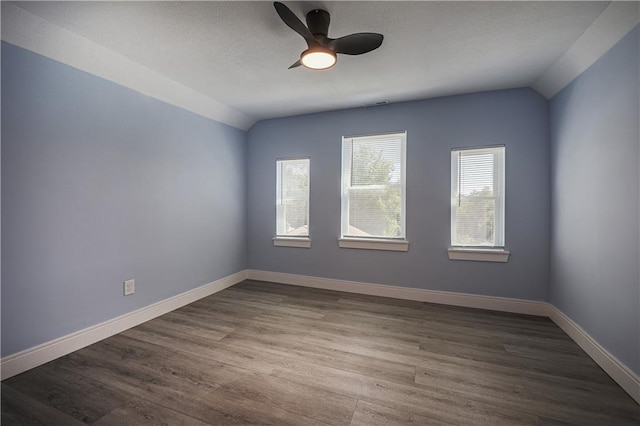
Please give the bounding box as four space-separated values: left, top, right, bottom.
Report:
124 279 135 296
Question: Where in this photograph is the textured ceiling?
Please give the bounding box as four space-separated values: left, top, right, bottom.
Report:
5 1 614 125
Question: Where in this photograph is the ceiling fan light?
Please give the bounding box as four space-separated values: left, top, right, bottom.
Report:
301 48 336 70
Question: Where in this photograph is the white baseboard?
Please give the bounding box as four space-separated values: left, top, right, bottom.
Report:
547 306 640 404
0 270 247 381
4 267 638 406
246 269 639 405
246 270 549 316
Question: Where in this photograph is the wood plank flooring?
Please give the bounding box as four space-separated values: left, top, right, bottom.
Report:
3 280 639 425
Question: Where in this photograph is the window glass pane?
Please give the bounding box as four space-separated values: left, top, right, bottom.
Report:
342 132 406 239
454 197 495 246
276 158 309 237
459 153 494 196
348 187 402 238
351 138 402 186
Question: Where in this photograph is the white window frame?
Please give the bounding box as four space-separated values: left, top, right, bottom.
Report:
449 146 509 262
339 132 408 252
274 157 311 248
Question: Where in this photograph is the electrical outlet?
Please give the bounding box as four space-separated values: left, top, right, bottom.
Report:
124 279 135 296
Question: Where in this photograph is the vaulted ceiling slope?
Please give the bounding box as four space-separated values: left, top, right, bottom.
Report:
2 1 639 130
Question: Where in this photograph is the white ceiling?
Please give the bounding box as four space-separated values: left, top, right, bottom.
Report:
2 1 638 129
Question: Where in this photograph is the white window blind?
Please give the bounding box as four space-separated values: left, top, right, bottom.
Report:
276 158 309 237
341 132 406 239
451 146 505 247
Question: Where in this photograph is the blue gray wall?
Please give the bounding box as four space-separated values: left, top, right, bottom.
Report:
549 26 640 375
247 88 550 301
1 42 247 357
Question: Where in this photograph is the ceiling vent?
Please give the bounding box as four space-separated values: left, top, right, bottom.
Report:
364 101 389 107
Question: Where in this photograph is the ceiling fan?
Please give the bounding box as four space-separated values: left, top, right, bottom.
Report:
273 1 384 70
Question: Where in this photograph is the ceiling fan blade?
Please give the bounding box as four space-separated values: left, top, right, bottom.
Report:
273 2 318 47
288 59 302 69
329 33 383 55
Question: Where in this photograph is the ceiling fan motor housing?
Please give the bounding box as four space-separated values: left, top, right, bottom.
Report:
306 9 330 38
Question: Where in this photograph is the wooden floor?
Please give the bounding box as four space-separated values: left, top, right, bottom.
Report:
2 280 638 425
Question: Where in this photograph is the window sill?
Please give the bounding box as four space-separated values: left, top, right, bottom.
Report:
448 247 510 262
273 237 311 248
338 238 409 252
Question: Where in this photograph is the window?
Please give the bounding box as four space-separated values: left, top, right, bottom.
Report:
450 146 508 261
275 158 310 247
340 132 408 251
